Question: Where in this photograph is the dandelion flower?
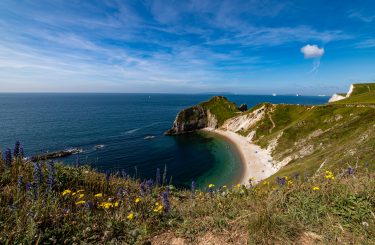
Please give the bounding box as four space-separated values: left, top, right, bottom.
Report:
94 193 103 198
62 190 72 196
208 184 215 188
135 197 141 203
236 184 241 188
127 212 134 220
312 186 320 191
75 200 86 205
114 202 119 207
222 185 227 188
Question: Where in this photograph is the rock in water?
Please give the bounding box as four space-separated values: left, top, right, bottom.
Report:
238 104 248 112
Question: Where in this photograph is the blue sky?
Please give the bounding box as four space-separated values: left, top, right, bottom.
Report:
0 0 374 94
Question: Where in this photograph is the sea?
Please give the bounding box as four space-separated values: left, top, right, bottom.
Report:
0 93 328 188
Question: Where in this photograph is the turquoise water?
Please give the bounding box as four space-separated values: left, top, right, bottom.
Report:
0 93 328 188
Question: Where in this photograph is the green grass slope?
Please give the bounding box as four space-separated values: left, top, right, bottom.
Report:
0 156 374 244
200 96 239 126
333 83 375 104
349 83 375 96
246 84 375 179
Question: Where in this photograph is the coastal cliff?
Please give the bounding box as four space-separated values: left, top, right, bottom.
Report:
166 83 375 179
165 96 240 135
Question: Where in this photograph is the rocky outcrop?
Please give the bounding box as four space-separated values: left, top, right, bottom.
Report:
165 96 238 135
238 104 248 112
164 105 208 135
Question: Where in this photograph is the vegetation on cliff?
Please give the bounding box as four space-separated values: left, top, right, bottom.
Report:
219 83 375 180
166 96 239 134
0 146 374 244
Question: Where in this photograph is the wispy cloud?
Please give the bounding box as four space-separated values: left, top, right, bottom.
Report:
348 11 375 23
0 0 367 93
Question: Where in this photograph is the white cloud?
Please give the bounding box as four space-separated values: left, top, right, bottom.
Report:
300 44 325 59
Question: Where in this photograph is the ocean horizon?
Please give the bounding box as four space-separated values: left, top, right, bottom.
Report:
0 93 328 187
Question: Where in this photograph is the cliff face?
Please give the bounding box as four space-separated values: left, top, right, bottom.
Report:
165 96 240 135
164 105 208 135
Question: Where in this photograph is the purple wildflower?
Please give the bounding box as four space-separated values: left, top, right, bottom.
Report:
155 168 161 186
161 188 170 214
47 161 56 190
17 176 24 189
117 187 124 199
33 162 43 184
276 177 286 186
191 181 196 198
140 181 146 196
105 170 110 183
13 141 21 157
146 179 154 192
347 167 355 175
85 201 93 210
121 170 127 180
25 182 32 191
4 148 12 167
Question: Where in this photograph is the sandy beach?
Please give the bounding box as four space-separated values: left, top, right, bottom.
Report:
203 128 279 185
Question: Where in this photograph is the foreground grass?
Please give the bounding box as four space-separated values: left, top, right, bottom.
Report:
0 153 374 244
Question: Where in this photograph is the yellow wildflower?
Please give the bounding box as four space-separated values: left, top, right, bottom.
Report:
222 185 227 188
135 197 141 203
312 186 320 191
94 193 103 198
62 189 72 196
77 190 84 193
263 181 269 185
114 202 119 207
287 180 293 185
127 212 134 220
78 194 84 199
208 184 215 188
153 204 163 213
99 202 113 209
72 192 77 196
236 184 241 188
75 200 86 205
325 171 335 180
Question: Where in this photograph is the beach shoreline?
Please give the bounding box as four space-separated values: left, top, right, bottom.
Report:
202 128 279 185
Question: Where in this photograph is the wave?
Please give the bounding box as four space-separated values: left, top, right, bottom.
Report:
144 136 156 139
123 122 165 135
94 144 105 150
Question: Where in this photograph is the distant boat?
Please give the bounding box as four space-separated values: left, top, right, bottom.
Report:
272 93 277 96
296 94 300 97
317 94 326 97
